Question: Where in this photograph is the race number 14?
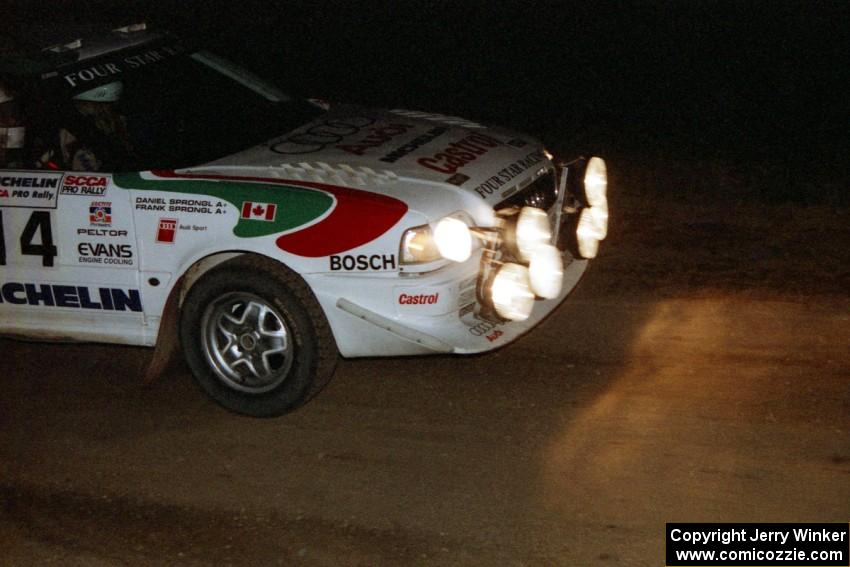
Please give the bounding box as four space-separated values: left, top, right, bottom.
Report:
0 210 58 267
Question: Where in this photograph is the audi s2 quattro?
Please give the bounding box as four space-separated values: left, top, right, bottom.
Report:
0 24 609 416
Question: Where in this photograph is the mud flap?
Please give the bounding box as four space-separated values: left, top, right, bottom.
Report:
143 277 183 385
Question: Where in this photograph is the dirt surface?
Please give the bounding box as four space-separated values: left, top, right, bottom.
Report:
1 162 849 566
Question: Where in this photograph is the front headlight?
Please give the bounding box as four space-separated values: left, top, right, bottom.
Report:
584 156 607 207
502 206 552 262
490 262 535 321
399 214 474 265
399 224 441 264
576 208 601 259
528 244 564 299
433 216 473 262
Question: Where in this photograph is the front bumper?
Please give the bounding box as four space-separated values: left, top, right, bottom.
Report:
307 156 600 358
306 252 587 358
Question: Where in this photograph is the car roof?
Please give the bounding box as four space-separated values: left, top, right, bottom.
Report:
0 23 168 78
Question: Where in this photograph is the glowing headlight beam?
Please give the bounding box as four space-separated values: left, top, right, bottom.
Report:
576 208 601 259
515 206 552 262
490 263 535 321
584 156 607 208
528 244 564 299
433 217 473 262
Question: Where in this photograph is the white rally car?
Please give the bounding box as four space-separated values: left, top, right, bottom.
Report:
0 25 608 416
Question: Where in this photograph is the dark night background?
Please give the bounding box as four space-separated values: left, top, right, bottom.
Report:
5 0 849 205
2 4 849 564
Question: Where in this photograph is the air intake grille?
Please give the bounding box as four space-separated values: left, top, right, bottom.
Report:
495 171 557 212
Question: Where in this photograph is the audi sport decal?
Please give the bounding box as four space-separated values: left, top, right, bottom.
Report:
115 171 407 257
156 218 177 244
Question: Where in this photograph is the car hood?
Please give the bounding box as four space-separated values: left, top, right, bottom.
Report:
198 105 551 210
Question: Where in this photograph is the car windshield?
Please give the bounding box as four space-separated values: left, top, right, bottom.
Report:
116 48 322 170
23 41 324 172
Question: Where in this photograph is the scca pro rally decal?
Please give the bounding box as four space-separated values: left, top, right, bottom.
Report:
116 172 407 257
60 174 109 196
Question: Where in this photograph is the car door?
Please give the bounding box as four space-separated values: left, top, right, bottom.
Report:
0 168 145 345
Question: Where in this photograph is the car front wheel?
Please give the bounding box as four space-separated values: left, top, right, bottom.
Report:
180 255 337 417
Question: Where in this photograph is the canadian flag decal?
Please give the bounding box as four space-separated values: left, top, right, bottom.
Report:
241 201 277 221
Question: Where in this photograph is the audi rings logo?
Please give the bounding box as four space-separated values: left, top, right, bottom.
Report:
269 116 376 155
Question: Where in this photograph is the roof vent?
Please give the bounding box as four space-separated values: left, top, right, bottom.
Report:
43 39 82 53
112 23 148 34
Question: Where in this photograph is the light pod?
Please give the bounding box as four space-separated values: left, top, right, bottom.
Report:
528 244 564 299
490 263 535 321
433 216 473 262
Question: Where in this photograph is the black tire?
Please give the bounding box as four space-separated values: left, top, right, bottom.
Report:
179 255 338 417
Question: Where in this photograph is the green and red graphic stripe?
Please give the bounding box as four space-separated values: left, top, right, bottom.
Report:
114 170 407 257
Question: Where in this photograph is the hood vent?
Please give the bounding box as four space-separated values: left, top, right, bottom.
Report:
275 162 398 186
389 109 485 130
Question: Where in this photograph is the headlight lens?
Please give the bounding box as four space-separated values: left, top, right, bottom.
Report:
576 208 600 259
584 156 607 207
490 263 535 321
528 244 563 299
433 216 473 262
515 206 552 262
400 215 474 264
399 224 440 264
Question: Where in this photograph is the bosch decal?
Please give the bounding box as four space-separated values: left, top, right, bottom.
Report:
0 282 142 312
330 254 396 271
88 201 112 226
0 173 61 208
269 116 376 155
473 150 545 198
156 218 177 244
417 133 501 174
60 175 108 196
